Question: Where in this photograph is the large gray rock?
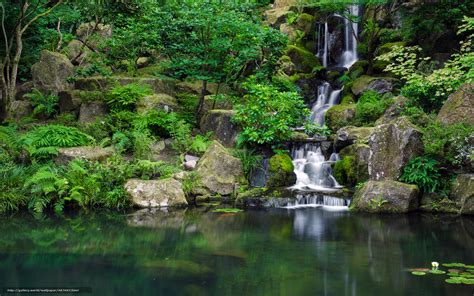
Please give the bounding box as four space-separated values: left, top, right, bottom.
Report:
368 117 423 180
437 83 474 125
351 75 394 96
350 180 420 213
136 93 178 114
56 146 114 165
65 39 92 65
7 100 32 120
124 178 187 208
200 110 240 147
58 90 104 115
195 141 245 195
198 95 233 120
31 50 74 94
376 96 409 124
334 143 371 186
334 126 374 151
78 101 107 123
450 174 474 215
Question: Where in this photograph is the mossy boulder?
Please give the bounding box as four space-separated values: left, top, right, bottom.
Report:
267 154 297 188
419 193 461 214
265 8 292 27
350 180 420 213
437 83 474 125
294 13 315 35
124 178 187 208
450 174 474 215
31 50 74 94
368 117 423 181
279 23 298 43
200 110 240 148
351 75 394 96
278 55 297 76
333 144 370 187
198 95 233 120
286 45 321 73
340 94 355 105
195 141 246 195
334 126 374 151
78 101 107 123
325 104 356 132
58 90 104 115
56 146 114 165
375 96 409 124
136 93 178 114
348 60 368 79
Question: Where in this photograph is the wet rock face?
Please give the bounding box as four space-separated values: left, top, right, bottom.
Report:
450 174 474 215
31 50 74 94
437 83 474 125
350 180 420 213
334 126 374 151
136 93 178 114
78 101 107 123
351 75 394 96
200 110 240 148
195 141 245 195
125 178 187 208
334 143 370 187
368 117 423 181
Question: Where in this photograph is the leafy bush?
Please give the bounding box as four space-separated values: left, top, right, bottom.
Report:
400 156 442 193
304 123 332 137
355 90 391 125
232 148 263 180
106 83 152 112
233 78 309 147
422 122 474 169
24 89 59 118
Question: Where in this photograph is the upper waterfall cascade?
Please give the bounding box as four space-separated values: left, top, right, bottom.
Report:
291 5 359 193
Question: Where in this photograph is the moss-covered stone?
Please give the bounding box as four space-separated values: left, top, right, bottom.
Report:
286 45 321 73
351 75 394 96
376 41 407 55
294 13 315 35
450 174 474 215
333 156 357 187
341 94 355 105
267 154 296 188
325 104 356 132
31 50 74 94
338 144 370 187
326 70 340 84
437 83 474 125
419 193 461 214
200 110 240 148
350 180 420 213
136 93 178 114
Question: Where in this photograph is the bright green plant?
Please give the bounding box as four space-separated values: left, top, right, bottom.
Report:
106 83 152 112
400 156 442 193
232 149 263 180
25 166 67 213
355 90 391 125
24 89 59 118
233 78 309 146
182 172 202 197
304 123 332 137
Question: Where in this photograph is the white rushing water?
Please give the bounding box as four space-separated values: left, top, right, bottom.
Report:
340 5 359 69
282 194 350 210
310 83 342 126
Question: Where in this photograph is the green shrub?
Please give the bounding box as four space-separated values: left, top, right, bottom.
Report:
232 148 263 180
24 88 59 118
233 78 309 147
106 83 152 111
400 156 442 193
355 90 391 125
304 123 331 137
423 122 473 169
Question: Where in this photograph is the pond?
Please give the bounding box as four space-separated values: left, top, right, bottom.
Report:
0 207 473 296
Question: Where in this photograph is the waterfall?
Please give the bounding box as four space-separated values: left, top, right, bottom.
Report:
291 143 342 192
310 83 342 126
340 4 359 68
322 22 329 67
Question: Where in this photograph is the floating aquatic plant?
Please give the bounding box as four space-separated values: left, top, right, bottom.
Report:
410 261 474 285
212 208 243 213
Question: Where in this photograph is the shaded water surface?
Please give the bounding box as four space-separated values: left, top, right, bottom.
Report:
0 208 473 296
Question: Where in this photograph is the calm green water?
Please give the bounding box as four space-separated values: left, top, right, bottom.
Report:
0 207 473 296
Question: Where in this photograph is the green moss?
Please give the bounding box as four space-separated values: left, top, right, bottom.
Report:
341 95 355 105
326 71 340 83
351 75 375 96
377 41 407 55
267 154 296 188
325 104 356 131
333 156 356 187
286 45 321 73
295 13 315 34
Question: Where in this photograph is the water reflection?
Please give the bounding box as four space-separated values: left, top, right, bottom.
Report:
0 209 472 296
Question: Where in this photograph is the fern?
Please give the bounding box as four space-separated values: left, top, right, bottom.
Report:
24 88 59 118
400 156 442 193
106 83 152 111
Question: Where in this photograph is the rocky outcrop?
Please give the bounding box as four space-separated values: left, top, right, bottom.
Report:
200 110 240 147
74 77 177 96
450 174 474 215
31 50 74 94
56 146 114 164
325 104 356 132
419 193 461 214
58 90 104 115
334 126 374 151
198 95 233 120
368 117 423 180
7 100 32 121
334 144 370 187
351 75 394 96
136 93 178 114
286 45 321 73
437 83 474 125
267 154 296 188
376 96 409 124
350 180 420 213
195 141 245 195
124 178 187 208
76 22 112 50
78 101 107 123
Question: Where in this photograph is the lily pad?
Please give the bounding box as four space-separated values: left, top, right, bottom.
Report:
461 278 474 285
465 265 474 269
411 271 427 276
442 263 466 268
212 208 243 213
445 278 462 284
429 270 446 275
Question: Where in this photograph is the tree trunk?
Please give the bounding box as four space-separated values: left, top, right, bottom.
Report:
195 80 208 127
